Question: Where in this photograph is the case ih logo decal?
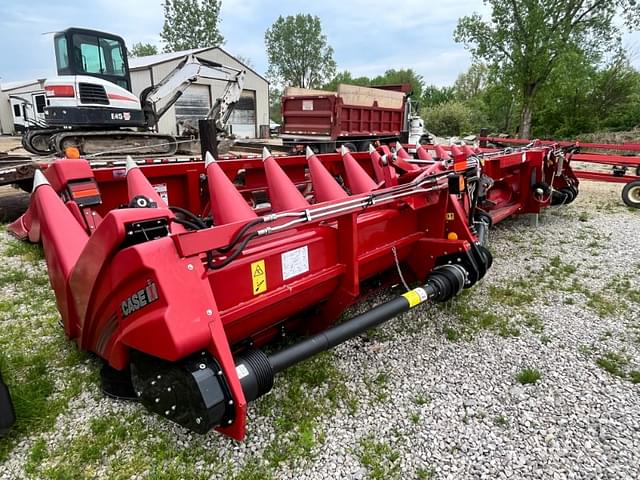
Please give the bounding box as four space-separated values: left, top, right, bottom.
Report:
121 280 159 318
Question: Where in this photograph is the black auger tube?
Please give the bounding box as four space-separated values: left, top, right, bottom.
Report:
268 288 433 374
234 264 468 405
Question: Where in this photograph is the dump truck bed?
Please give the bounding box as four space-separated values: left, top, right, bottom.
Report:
281 85 407 143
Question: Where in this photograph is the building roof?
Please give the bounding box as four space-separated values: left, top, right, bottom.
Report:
128 48 210 69
1 79 45 92
129 46 267 83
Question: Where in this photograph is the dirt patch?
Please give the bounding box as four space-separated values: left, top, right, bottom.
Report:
0 136 25 155
0 186 29 223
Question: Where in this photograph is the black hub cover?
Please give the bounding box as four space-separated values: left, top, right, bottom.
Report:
130 351 235 434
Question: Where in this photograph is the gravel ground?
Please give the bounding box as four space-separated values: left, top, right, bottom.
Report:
0 180 639 479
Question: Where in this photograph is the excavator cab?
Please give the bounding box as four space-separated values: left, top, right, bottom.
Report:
23 26 245 157
53 28 132 91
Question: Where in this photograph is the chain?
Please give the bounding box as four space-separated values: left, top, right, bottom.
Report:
391 246 410 292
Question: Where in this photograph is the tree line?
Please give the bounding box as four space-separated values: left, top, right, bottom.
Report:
130 0 640 139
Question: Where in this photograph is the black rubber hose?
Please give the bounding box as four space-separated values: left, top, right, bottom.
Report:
169 206 207 228
208 231 260 270
216 218 264 253
172 218 204 231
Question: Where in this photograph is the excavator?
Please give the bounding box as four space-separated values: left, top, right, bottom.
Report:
21 28 246 157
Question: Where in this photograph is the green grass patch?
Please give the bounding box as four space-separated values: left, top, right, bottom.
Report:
256 351 352 469
488 283 535 307
3 239 44 264
596 351 629 378
440 291 521 340
417 467 437 479
32 412 237 480
515 368 541 385
0 244 94 461
413 394 431 406
358 435 401 480
578 212 590 222
493 415 509 427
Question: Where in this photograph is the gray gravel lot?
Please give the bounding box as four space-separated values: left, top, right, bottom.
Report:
0 180 638 480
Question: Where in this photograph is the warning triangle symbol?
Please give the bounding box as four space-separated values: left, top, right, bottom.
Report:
253 265 264 276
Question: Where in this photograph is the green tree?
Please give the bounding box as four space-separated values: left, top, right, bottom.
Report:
453 62 488 101
269 86 282 123
421 85 456 107
591 51 640 131
265 14 336 88
371 69 425 99
161 0 224 52
129 42 158 58
324 71 371 91
421 101 474 137
455 0 640 138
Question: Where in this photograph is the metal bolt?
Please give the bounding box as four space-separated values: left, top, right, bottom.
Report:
187 264 194 271
92 211 96 216
206 309 213 316
217 370 223 376
136 391 142 397
228 400 234 405
151 380 156 386
157 375 162 379
167 387 172 392
195 417 202 425
171 405 176 411
164 410 170 416
155 398 160 403
199 363 206 370
227 419 233 425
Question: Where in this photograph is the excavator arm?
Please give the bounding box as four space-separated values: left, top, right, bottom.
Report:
140 54 246 132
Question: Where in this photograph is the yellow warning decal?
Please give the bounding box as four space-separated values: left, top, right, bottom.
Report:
251 260 267 295
402 287 429 308
446 212 455 221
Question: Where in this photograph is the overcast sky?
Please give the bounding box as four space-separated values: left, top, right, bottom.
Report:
1 0 638 87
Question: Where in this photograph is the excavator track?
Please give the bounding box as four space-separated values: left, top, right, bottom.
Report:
52 131 178 157
22 129 60 155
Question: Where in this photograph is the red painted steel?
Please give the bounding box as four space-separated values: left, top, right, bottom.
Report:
281 90 407 142
479 136 640 203
8 141 575 439
409 143 579 225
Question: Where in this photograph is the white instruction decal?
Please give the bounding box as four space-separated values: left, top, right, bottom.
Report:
153 183 169 204
236 364 249 380
281 246 309 280
302 100 314 111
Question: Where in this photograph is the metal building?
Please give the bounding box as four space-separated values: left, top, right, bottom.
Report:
128 47 269 139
